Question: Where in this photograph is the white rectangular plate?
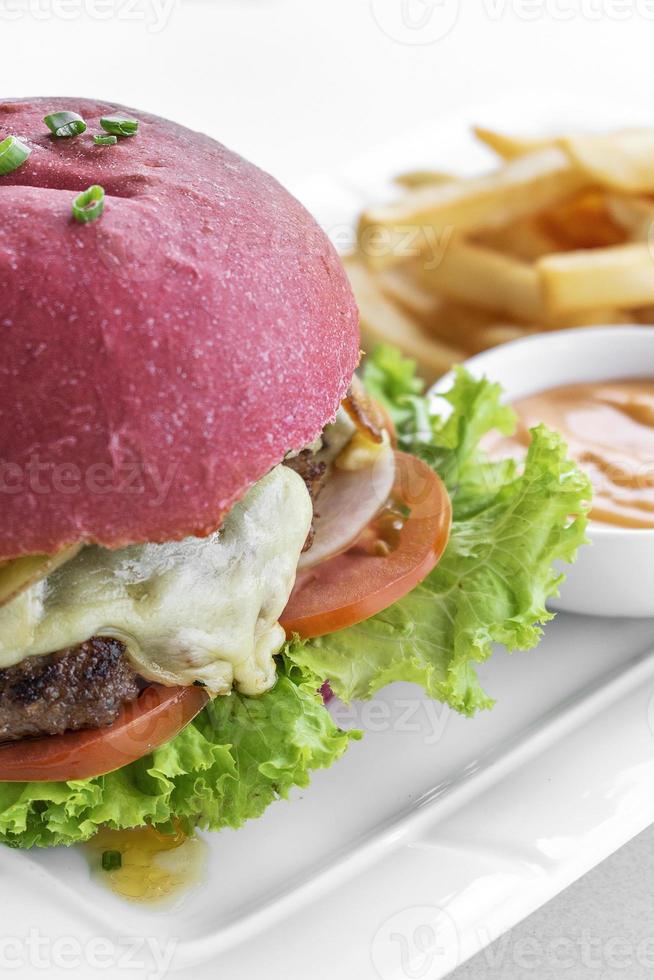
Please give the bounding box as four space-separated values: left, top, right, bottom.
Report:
8 97 654 980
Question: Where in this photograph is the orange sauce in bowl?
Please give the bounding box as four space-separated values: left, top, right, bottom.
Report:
485 379 654 529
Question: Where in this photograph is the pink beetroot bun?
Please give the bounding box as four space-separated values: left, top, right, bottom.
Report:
0 98 359 560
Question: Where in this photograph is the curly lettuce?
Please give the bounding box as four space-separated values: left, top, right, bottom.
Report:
287 346 591 714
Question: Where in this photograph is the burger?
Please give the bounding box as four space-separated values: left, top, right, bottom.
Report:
0 99 590 848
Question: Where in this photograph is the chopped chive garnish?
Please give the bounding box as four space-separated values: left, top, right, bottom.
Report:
44 111 87 138
72 185 105 225
100 115 139 138
101 850 122 871
93 134 118 146
0 136 31 176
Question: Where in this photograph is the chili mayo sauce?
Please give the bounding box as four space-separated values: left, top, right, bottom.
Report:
485 379 654 529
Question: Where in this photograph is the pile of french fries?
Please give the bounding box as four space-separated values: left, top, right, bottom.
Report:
346 126 654 381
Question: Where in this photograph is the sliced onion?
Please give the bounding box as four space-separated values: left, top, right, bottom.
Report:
342 375 386 444
298 448 396 570
0 545 82 608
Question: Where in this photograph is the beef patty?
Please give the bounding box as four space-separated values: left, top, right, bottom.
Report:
284 450 329 551
0 637 141 743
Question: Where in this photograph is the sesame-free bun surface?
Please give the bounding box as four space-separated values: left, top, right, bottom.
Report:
0 98 359 559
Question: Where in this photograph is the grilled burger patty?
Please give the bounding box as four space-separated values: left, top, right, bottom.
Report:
0 637 141 743
284 451 328 551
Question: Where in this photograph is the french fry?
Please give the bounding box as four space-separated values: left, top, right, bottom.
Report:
561 130 654 193
376 263 443 321
427 298 498 333
464 322 538 353
350 123 654 380
418 239 545 322
539 191 624 250
605 194 654 242
418 297 499 351
345 256 464 381
473 126 553 159
538 243 654 315
358 148 586 269
475 216 559 261
544 307 628 328
631 306 654 324
394 170 456 189
421 304 536 354
480 127 654 191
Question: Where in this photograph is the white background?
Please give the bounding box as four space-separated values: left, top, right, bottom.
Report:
3 2 654 978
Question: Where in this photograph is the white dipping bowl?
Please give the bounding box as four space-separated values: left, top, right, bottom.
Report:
434 326 654 619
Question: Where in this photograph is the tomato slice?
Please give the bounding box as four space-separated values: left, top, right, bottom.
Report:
0 684 209 782
281 451 451 639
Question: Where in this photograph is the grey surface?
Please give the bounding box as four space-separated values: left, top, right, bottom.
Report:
451 825 654 979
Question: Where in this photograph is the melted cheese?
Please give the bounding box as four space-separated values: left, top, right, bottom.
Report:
0 466 312 695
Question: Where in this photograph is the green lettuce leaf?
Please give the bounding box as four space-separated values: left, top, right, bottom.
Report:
0 660 356 848
286 345 591 715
